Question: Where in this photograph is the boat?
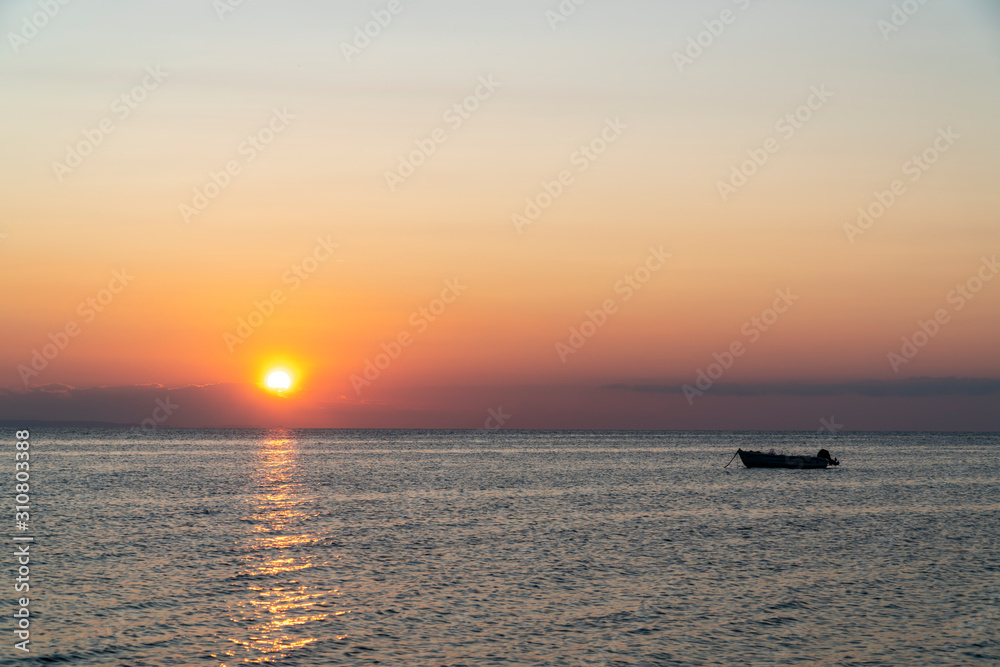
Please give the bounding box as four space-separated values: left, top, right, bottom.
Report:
734 448 839 469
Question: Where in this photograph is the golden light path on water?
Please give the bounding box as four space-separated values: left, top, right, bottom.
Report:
218 431 346 665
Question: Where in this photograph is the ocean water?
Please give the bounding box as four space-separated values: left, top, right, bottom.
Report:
18 429 1000 666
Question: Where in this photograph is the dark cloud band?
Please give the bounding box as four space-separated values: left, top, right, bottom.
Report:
606 377 1000 397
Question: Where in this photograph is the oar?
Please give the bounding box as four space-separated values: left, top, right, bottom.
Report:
724 450 740 468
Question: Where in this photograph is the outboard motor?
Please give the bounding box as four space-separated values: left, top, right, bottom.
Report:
817 449 840 465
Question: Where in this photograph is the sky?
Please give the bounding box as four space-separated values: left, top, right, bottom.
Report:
1 0 999 430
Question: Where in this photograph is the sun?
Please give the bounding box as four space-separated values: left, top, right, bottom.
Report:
265 370 292 392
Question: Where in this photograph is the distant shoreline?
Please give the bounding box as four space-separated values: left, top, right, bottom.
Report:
0 420 135 428
0 422 996 434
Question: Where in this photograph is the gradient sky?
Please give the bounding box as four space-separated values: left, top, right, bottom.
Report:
2 0 999 429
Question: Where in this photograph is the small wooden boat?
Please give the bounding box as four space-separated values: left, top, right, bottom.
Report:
735 448 839 469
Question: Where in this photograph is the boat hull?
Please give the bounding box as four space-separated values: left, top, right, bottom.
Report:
737 450 830 469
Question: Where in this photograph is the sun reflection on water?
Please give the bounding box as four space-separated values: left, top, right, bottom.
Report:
216 430 346 665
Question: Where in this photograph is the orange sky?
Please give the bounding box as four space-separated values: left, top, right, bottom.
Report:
2 1 999 429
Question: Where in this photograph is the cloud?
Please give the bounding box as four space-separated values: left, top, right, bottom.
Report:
606 377 1000 398
0 382 490 429
0 383 293 427
2 378 999 431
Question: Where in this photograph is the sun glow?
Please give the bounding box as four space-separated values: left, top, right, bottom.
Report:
265 370 292 392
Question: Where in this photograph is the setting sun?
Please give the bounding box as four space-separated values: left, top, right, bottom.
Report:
265 370 292 392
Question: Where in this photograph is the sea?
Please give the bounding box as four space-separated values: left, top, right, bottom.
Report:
15 429 1000 666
